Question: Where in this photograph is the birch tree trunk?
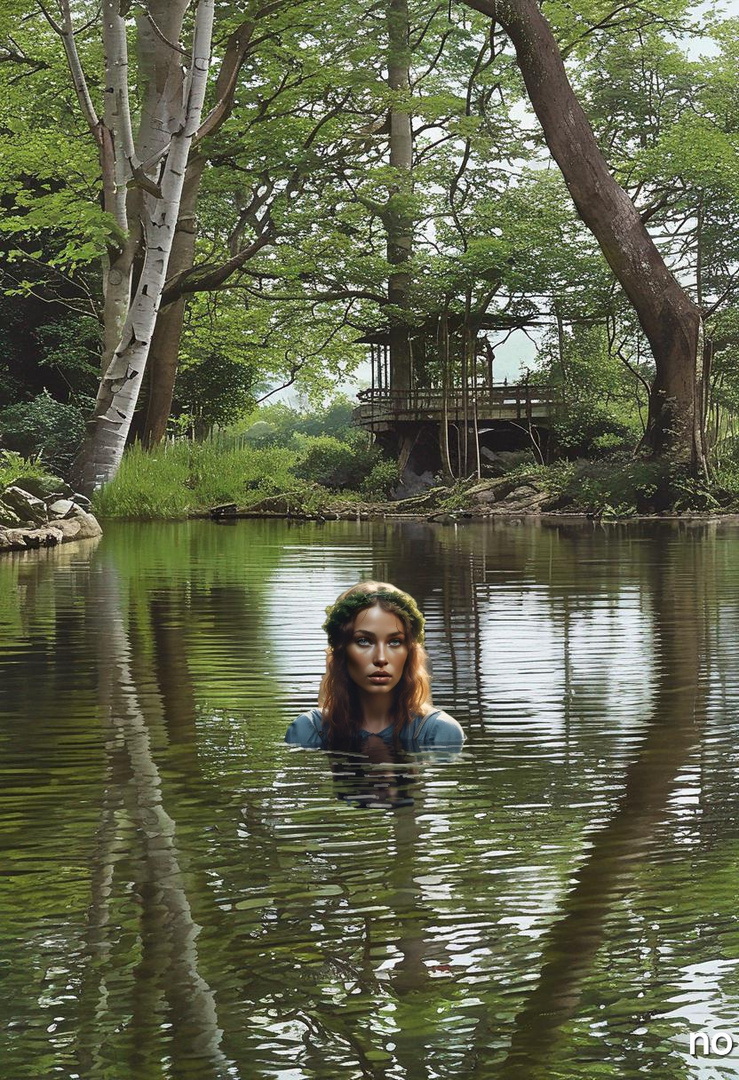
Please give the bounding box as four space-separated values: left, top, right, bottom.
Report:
43 1 137 380
141 18 263 447
68 0 216 495
460 0 706 473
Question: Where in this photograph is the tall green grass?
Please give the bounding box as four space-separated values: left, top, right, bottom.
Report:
91 439 309 519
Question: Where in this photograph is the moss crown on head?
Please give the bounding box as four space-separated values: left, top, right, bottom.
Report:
322 588 425 647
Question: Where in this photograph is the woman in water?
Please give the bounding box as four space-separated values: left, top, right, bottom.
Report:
285 581 465 751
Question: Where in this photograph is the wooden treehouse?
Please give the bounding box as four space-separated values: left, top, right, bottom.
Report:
352 324 557 480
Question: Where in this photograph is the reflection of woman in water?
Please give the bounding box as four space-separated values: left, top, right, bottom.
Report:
330 731 418 808
285 580 464 751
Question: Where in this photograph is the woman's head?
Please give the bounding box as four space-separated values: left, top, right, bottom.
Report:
319 581 431 749
322 580 425 649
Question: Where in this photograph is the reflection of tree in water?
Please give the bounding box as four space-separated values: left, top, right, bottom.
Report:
77 557 230 1079
459 526 711 1079
86 566 293 1078
367 520 649 743
369 521 492 736
149 588 200 757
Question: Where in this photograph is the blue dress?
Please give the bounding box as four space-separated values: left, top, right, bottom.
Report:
285 708 465 751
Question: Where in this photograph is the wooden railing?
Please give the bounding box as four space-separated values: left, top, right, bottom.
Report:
353 384 557 426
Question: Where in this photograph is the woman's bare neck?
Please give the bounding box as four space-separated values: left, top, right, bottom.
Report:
358 692 393 732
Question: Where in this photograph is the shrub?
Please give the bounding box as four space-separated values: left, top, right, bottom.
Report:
551 404 639 459
293 434 381 490
568 458 664 514
360 458 400 499
0 391 88 475
0 450 59 491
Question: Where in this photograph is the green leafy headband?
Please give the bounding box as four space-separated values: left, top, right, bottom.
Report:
323 589 425 647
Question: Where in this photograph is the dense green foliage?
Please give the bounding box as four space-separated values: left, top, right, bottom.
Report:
1 0 738 483
0 390 87 473
291 435 380 491
239 398 359 446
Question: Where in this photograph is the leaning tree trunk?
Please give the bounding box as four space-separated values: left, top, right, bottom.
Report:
69 1 216 495
460 0 706 473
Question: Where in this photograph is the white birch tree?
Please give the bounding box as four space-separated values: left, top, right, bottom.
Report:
38 0 215 494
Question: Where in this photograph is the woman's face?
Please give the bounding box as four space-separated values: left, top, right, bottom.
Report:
345 605 409 695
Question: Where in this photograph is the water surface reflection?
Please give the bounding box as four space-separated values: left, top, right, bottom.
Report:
2 519 739 1078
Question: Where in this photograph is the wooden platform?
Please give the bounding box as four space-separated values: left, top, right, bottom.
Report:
353 385 556 433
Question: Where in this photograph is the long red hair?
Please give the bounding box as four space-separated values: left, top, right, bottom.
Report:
318 581 432 751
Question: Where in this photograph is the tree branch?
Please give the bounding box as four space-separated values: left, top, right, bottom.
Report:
242 286 387 304
0 37 50 71
195 0 292 144
38 0 100 134
137 3 188 55
160 227 275 306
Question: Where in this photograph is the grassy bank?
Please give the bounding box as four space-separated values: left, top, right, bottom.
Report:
87 440 739 521
90 438 392 519
512 457 739 516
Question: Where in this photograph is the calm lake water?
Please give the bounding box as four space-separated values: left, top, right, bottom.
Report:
2 517 739 1080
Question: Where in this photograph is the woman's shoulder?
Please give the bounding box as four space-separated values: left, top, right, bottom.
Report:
285 708 325 748
414 707 465 746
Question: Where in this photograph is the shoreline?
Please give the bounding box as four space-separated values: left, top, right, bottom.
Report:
4 505 736 552
187 507 739 524
6 460 739 542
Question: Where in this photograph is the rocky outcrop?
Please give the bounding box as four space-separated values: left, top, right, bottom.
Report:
391 468 436 500
0 482 101 553
479 448 536 475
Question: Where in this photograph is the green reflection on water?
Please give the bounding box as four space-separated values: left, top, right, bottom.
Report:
2 519 739 1079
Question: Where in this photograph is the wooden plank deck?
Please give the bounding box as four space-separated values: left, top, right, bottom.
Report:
353 385 556 431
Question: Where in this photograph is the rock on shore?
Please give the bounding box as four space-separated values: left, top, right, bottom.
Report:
0 479 102 553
